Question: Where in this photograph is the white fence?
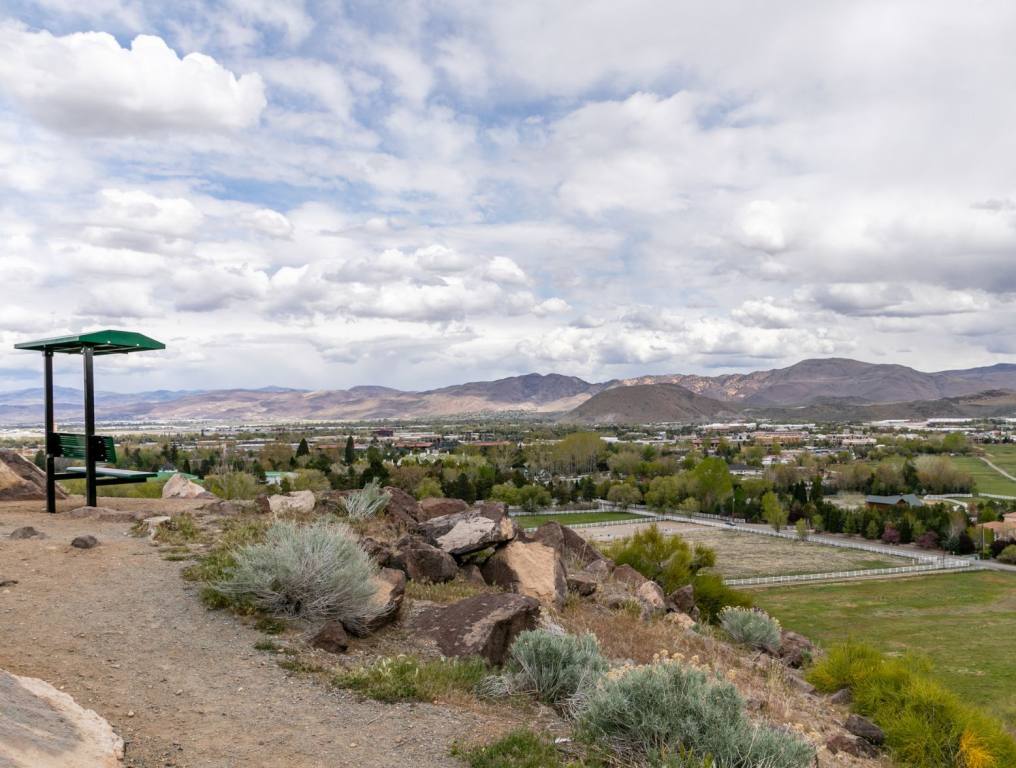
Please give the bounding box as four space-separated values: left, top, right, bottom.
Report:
728 561 974 587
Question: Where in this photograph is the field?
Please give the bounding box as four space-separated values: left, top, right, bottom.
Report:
950 455 1016 496
755 571 1016 726
514 511 643 528
673 526 912 579
982 444 1016 477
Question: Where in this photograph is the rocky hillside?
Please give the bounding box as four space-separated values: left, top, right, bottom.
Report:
564 383 736 424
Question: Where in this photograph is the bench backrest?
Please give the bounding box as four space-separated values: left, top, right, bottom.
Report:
48 433 117 463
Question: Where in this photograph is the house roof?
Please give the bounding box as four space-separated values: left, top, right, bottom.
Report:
865 494 925 507
15 330 165 356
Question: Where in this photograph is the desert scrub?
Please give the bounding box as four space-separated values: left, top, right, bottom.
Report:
153 513 201 545
406 577 500 604
484 630 608 706
183 518 268 608
202 471 260 500
342 479 391 519
718 607 781 653
575 660 814 768
601 525 714 593
452 729 566 768
335 655 488 703
808 642 1016 768
209 520 381 631
689 574 752 624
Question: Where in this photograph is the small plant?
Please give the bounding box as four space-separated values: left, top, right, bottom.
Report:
405 577 498 604
690 573 752 624
575 661 814 768
342 479 392 520
484 630 608 706
719 607 782 653
254 639 280 652
452 729 564 768
335 655 488 703
210 520 380 631
154 513 201 545
254 616 287 635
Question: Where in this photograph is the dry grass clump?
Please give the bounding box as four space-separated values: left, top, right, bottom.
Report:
405 577 501 604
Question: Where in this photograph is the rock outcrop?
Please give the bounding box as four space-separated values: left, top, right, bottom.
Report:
531 521 607 569
351 567 406 636
417 497 469 521
262 490 316 516
481 539 567 609
383 486 423 526
0 450 66 502
413 593 540 665
161 473 215 500
417 509 517 557
391 536 458 583
0 668 124 767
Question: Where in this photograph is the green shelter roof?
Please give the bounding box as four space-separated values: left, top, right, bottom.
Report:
15 330 166 356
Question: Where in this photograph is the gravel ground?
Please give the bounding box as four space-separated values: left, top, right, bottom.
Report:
0 499 508 768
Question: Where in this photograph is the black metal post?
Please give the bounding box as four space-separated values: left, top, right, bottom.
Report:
83 347 97 508
44 350 55 513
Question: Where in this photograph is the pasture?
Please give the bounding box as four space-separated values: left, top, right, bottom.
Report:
755 571 1016 726
950 455 1016 496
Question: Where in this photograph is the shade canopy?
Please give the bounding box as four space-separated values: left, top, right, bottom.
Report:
15 329 165 356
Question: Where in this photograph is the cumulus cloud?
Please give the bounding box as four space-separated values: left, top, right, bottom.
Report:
0 24 266 135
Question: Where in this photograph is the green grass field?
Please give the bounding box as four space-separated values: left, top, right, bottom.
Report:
514 511 643 528
755 571 1016 726
983 445 1016 477
950 455 1016 496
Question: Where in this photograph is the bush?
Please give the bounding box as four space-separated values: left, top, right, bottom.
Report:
808 642 1016 768
452 729 563 768
576 661 814 768
203 472 260 500
334 655 487 703
342 479 391 519
915 531 939 549
485 630 608 706
210 520 380 631
996 544 1016 564
690 573 752 624
602 525 714 593
291 468 331 492
719 607 782 653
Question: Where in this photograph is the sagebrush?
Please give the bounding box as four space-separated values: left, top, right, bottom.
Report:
483 630 608 706
210 520 380 631
334 655 487 702
576 661 814 768
342 479 392 520
719 607 782 653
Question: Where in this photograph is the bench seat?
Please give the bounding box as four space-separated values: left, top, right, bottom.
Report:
56 467 157 485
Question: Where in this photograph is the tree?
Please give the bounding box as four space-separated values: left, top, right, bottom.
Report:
416 477 443 499
942 431 969 454
296 438 310 457
761 492 787 532
517 484 552 513
551 432 604 474
795 518 809 541
453 472 477 503
644 474 689 511
691 457 733 512
344 435 355 465
607 483 642 510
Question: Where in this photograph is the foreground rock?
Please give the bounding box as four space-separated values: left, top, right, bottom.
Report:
261 490 317 516
0 450 67 502
417 509 516 557
161 473 215 499
71 535 99 549
845 714 885 745
391 536 458 583
9 526 43 540
414 593 540 665
0 668 124 766
348 567 406 636
417 497 469 521
666 584 699 620
383 486 423 526
826 733 879 758
531 521 608 569
777 631 815 668
482 539 567 609
310 622 349 654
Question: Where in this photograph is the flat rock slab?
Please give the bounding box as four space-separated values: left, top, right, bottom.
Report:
418 511 516 557
0 668 124 767
413 593 540 665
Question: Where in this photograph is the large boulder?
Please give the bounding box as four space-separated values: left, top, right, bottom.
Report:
635 580 666 619
310 622 349 654
482 539 567 610
531 521 607 569
611 564 648 590
470 500 510 521
383 486 422 526
581 558 614 582
845 714 885 746
0 450 66 502
347 567 406 637
161 473 215 500
0 668 124 766
417 510 517 557
666 584 700 621
413 593 540 665
566 572 598 596
417 497 469 521
9 526 43 540
265 490 316 516
391 536 458 583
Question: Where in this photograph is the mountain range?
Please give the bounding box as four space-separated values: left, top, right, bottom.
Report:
2 358 1015 425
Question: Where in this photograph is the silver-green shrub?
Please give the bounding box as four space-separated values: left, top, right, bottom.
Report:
485 630 608 705
342 479 391 520
575 662 813 768
719 607 782 653
212 520 380 632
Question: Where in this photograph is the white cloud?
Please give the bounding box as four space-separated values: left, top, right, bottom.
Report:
0 25 266 135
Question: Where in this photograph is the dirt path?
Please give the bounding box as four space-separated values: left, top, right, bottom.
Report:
0 503 502 768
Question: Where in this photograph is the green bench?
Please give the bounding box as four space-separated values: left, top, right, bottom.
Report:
48 432 157 486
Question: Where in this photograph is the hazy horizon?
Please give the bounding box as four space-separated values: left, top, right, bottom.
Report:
3 3 1016 393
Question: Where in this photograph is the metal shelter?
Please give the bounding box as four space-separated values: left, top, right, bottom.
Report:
14 330 166 511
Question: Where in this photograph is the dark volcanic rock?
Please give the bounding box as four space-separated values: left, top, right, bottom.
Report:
531 521 607 568
392 536 458 583
383 486 422 526
777 630 815 668
417 497 469 521
566 572 598 596
413 593 540 665
845 714 885 745
666 584 699 620
71 535 99 549
310 622 349 654
349 567 406 636
826 733 879 758
9 526 43 540
611 564 648 589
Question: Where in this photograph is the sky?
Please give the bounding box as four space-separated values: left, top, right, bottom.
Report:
1 1 1015 393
